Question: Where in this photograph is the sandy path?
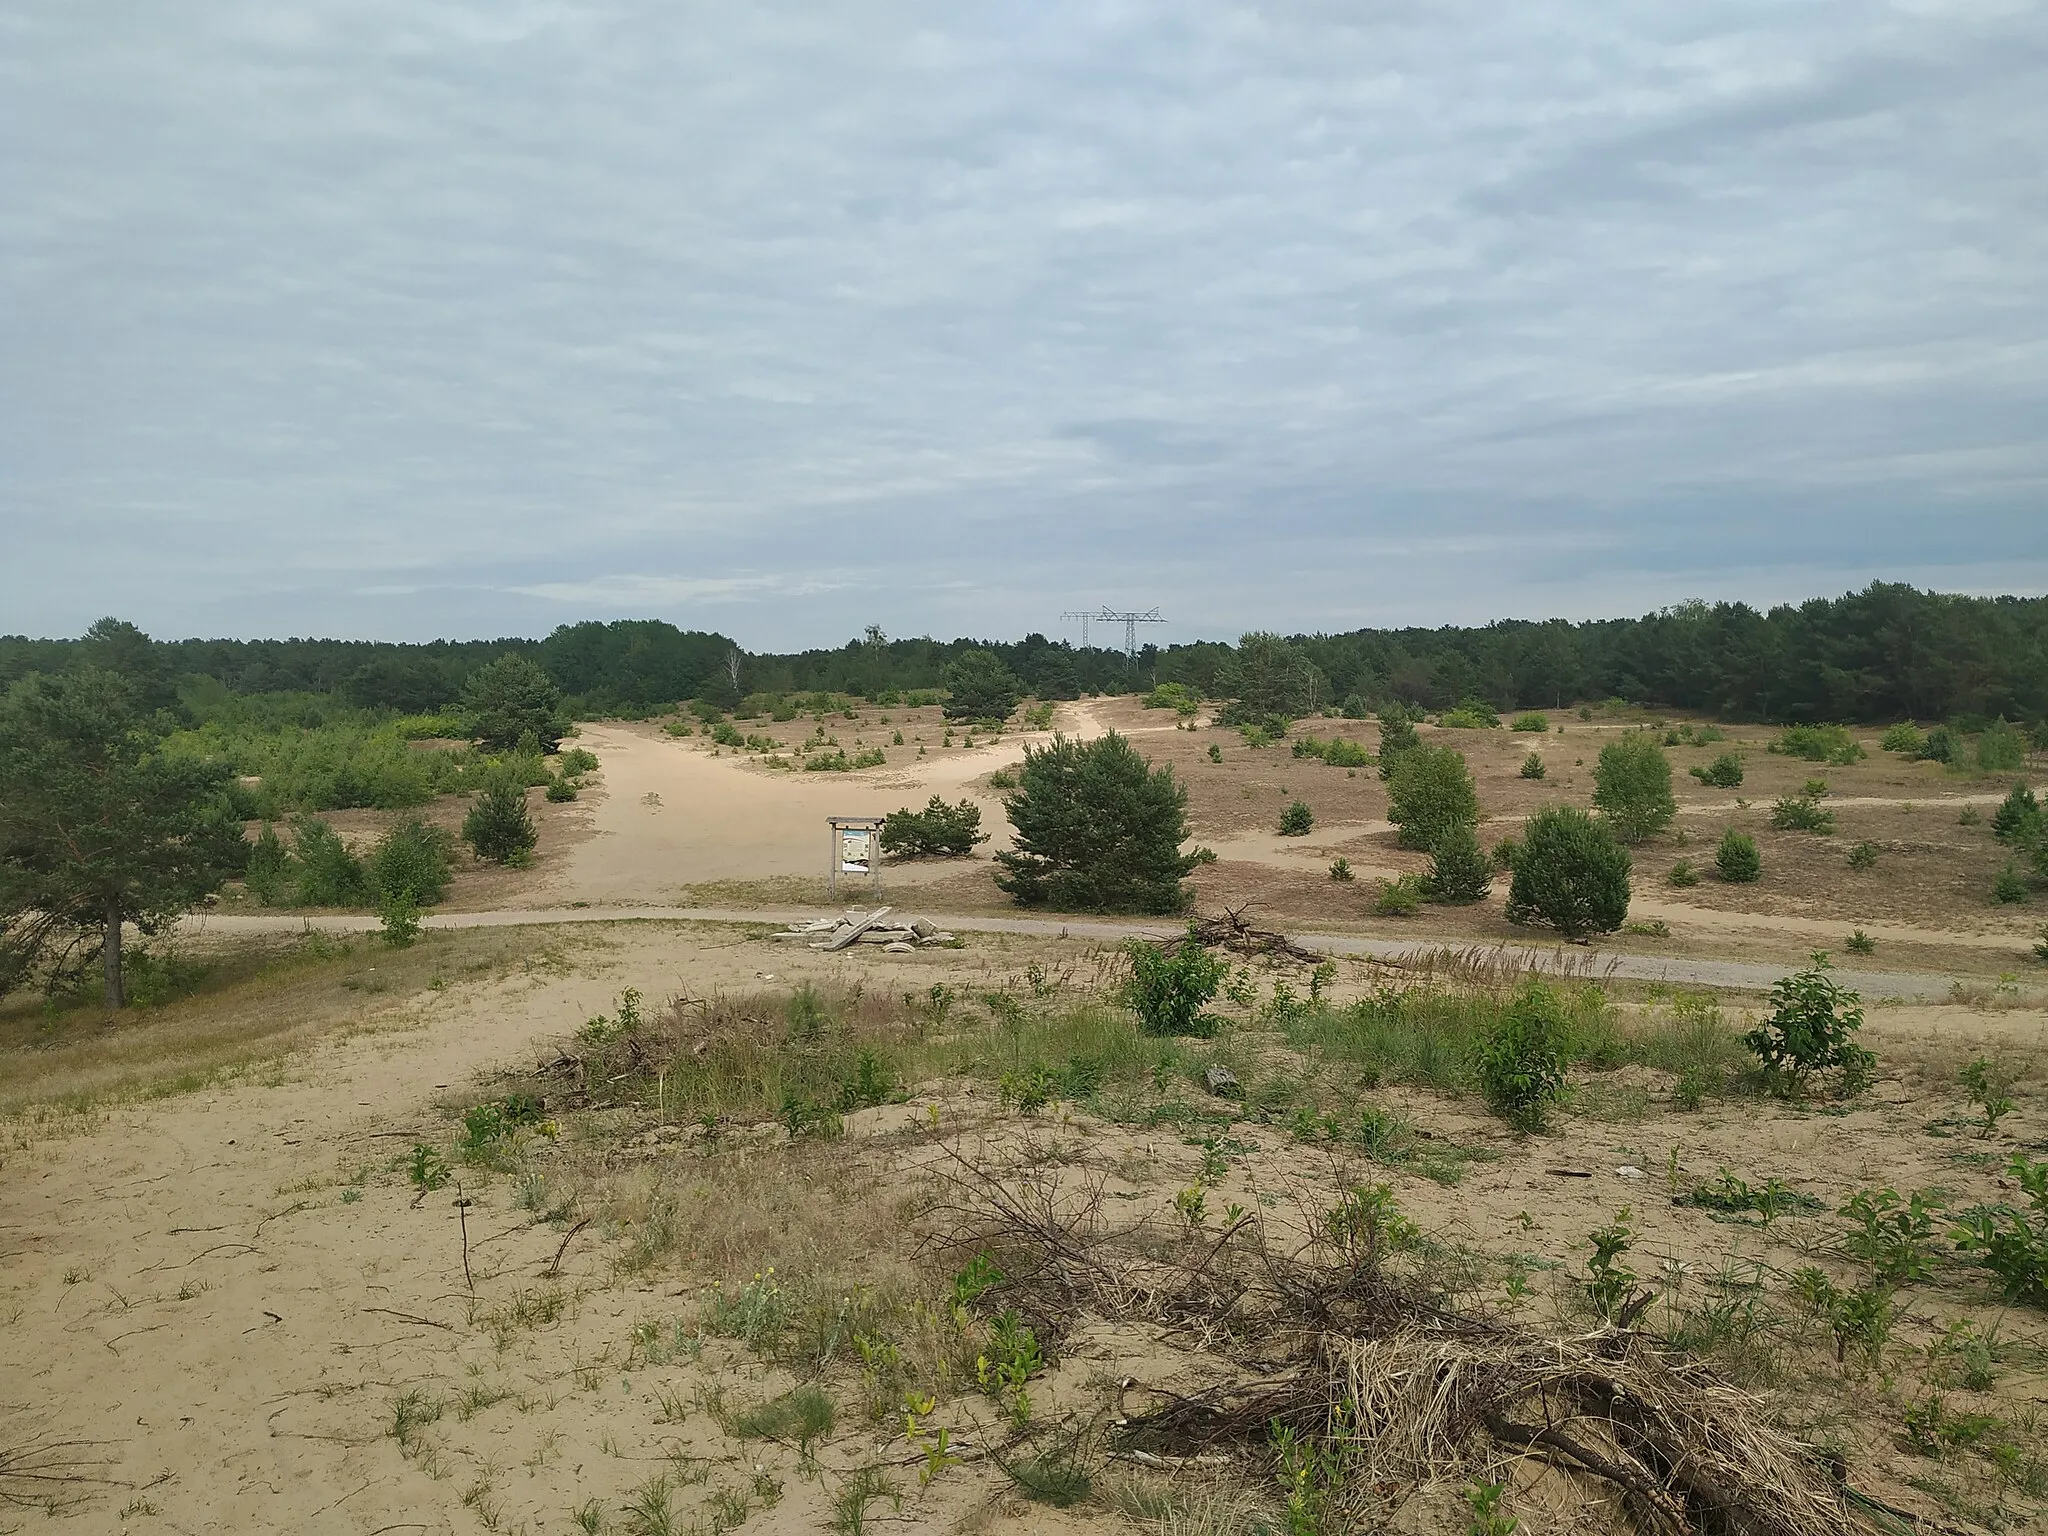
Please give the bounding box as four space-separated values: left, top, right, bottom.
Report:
186 906 1993 1001
540 712 1099 905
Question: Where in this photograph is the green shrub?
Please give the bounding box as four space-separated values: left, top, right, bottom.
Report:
1491 837 1519 871
1503 806 1630 939
1278 800 1314 836
1292 734 1370 767
1439 706 1495 729
1993 863 2029 904
1122 934 1226 1037
1142 682 1199 712
1715 828 1760 882
293 817 371 906
943 649 1023 722
879 797 987 858
1667 858 1699 887
1689 751 1744 788
1846 928 1876 955
1847 840 1879 870
544 777 578 802
1742 953 1873 1095
1880 723 1924 754
1992 785 2040 844
370 817 453 906
1425 825 1492 905
244 822 295 905
1959 804 1981 826
460 654 568 753
994 732 1198 914
1918 724 1958 763
1518 753 1545 780
1386 745 1479 850
379 894 423 948
463 780 538 864
1952 1155 2048 1305
558 747 598 775
1978 719 2029 772
1475 982 1570 1131
2036 925 2048 963
1593 734 1677 843
1770 724 1864 766
1329 857 1353 882
1510 712 1549 733
1770 794 1835 833
1206 743 1222 764
1375 704 1420 779
1373 875 1425 916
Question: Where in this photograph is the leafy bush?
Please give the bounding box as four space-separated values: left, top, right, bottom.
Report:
994 732 1198 914
461 654 568 753
1880 723 1924 754
293 817 371 906
1993 862 2029 904
1510 712 1549 733
1373 875 1424 916
1847 840 1879 870
463 779 538 864
1292 734 1371 767
1917 725 1957 763
1439 705 1496 729
1142 682 1199 712
1742 953 1873 1095
1425 825 1492 905
1122 934 1227 1037
879 797 987 858
1770 724 1864 766
1770 794 1835 833
558 747 598 775
1978 719 2029 772
1667 858 1699 887
1715 828 1760 882
1952 1155 2048 1305
1386 745 1479 850
1503 806 1630 939
369 817 453 907
1518 753 1545 780
544 776 578 802
943 648 1023 722
1992 785 2040 844
244 822 294 905
1593 734 1677 844
1689 751 1744 788
1475 982 1570 1131
1278 800 1314 836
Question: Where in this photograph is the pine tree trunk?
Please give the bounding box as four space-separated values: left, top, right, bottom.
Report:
102 896 126 1010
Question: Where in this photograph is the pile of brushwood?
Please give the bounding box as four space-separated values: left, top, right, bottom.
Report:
1165 904 1325 965
920 1141 1878 1536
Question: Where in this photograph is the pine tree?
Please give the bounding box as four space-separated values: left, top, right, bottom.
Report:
1505 806 1631 939
463 779 538 864
994 732 1198 914
1425 825 1493 905
1593 733 1677 844
0 668 243 1006
460 654 569 753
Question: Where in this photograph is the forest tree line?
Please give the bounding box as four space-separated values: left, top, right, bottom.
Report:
3 582 2045 727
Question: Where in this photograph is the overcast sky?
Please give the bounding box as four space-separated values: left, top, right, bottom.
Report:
4 1 2045 650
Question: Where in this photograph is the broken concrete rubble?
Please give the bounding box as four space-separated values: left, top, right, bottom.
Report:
770 907 959 950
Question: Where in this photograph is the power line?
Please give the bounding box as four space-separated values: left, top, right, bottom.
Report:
1060 606 1166 664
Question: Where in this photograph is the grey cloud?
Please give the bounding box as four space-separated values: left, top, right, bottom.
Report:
2 0 2044 648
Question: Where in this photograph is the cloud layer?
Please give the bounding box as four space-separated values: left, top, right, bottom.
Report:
4 0 2045 647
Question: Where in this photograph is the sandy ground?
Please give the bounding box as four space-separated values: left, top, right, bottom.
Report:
9 918 2048 1533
